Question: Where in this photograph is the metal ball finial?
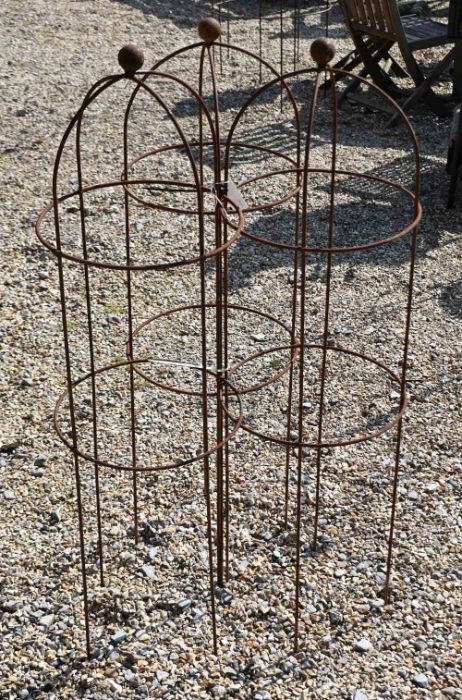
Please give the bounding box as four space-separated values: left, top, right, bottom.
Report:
198 17 221 44
310 38 336 68
118 44 145 76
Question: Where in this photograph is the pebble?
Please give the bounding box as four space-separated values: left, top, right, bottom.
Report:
2 600 21 612
33 455 47 467
412 674 429 688
140 565 155 579
254 692 272 700
329 610 343 625
4 490 15 500
39 614 55 627
49 510 60 525
353 639 373 653
216 587 233 605
353 692 368 700
108 680 124 693
110 631 127 645
147 546 157 561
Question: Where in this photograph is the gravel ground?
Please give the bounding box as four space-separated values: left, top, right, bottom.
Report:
1 0 461 699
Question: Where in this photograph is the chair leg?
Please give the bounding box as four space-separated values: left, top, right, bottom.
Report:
323 40 377 90
389 56 409 79
391 40 462 121
447 170 459 208
351 33 403 96
338 40 405 106
338 66 368 106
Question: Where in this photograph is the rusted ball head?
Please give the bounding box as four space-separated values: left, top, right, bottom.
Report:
198 17 221 44
118 44 144 75
310 38 336 68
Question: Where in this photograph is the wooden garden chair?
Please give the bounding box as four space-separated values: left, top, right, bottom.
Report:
337 0 462 117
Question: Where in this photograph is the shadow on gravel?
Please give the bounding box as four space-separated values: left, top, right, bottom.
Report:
439 278 462 318
112 0 291 27
216 154 454 289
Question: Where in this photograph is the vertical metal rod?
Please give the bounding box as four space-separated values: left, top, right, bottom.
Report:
384 221 418 602
52 162 91 660
259 0 263 83
123 86 139 544
207 44 226 589
284 184 302 527
312 69 338 550
293 0 298 71
227 1 231 57
218 3 223 73
296 0 302 64
75 114 104 586
211 0 216 64
294 71 322 651
222 192 230 580
280 1 284 111
199 259 219 657
199 45 219 654
48 75 120 658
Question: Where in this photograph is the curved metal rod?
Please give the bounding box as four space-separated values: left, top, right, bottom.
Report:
224 343 409 449
226 167 422 253
54 359 244 474
36 183 244 271
129 302 295 389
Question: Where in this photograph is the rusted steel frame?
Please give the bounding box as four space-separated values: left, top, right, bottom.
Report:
75 90 105 587
41 54 238 655
198 42 227 590
123 86 138 545
312 67 338 553
54 359 243 473
224 343 409 448
222 64 421 247
130 303 296 396
36 183 241 271
222 48 302 531
205 40 232 582
231 166 421 251
122 69 220 545
384 179 420 603
125 145 300 215
293 69 322 651
50 73 123 658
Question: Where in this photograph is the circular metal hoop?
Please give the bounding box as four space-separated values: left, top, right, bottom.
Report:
224 343 408 448
35 180 244 271
130 303 298 396
225 167 422 253
54 359 243 473
124 141 301 215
